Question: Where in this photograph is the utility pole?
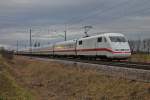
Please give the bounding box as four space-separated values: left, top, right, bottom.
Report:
25 44 26 49
30 28 32 52
64 24 67 41
17 40 18 54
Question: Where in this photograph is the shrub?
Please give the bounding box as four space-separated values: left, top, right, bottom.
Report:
0 48 14 60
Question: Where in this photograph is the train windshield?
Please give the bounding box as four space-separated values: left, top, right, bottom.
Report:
109 36 127 42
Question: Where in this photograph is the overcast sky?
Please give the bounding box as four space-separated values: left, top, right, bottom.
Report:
1 0 150 49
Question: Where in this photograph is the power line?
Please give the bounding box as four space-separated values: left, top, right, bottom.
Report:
65 0 150 32
66 0 132 26
91 2 150 27
64 0 134 32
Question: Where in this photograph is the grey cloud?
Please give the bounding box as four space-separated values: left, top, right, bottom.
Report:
0 0 150 48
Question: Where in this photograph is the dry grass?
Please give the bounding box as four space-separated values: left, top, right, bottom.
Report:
130 53 150 63
0 56 34 100
6 56 150 100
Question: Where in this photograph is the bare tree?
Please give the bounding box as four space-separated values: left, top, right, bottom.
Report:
143 40 147 52
147 39 150 54
136 40 141 53
129 40 136 53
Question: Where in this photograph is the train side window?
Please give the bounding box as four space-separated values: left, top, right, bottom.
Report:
97 37 102 42
79 41 82 45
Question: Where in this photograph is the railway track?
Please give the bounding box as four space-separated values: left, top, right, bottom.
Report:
73 59 150 70
27 55 150 71
21 55 150 83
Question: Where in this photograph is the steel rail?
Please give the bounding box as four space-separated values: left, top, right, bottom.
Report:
25 55 150 71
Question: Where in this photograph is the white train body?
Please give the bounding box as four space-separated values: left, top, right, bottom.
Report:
54 40 76 56
19 33 131 59
32 45 53 55
77 33 131 59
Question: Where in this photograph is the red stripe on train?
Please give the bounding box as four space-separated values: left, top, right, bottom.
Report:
54 48 131 54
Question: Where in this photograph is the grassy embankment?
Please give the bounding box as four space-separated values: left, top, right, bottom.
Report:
7 56 150 100
130 53 150 63
0 55 34 100
0 54 150 100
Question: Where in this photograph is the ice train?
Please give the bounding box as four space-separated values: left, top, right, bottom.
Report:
18 33 131 59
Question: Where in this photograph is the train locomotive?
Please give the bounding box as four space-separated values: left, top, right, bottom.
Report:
18 33 131 59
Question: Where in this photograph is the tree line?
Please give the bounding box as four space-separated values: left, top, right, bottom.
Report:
129 39 150 54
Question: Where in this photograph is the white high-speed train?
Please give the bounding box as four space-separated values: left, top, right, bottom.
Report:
18 33 131 59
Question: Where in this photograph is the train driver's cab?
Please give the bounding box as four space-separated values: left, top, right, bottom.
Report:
109 36 131 53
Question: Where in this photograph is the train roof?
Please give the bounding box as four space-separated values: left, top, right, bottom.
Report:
53 33 125 44
78 33 125 41
55 39 76 45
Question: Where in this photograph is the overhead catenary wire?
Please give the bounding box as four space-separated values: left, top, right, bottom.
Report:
66 0 131 26
65 0 150 31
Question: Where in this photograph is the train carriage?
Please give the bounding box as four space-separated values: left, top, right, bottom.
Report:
77 36 97 56
54 40 76 56
32 45 54 55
